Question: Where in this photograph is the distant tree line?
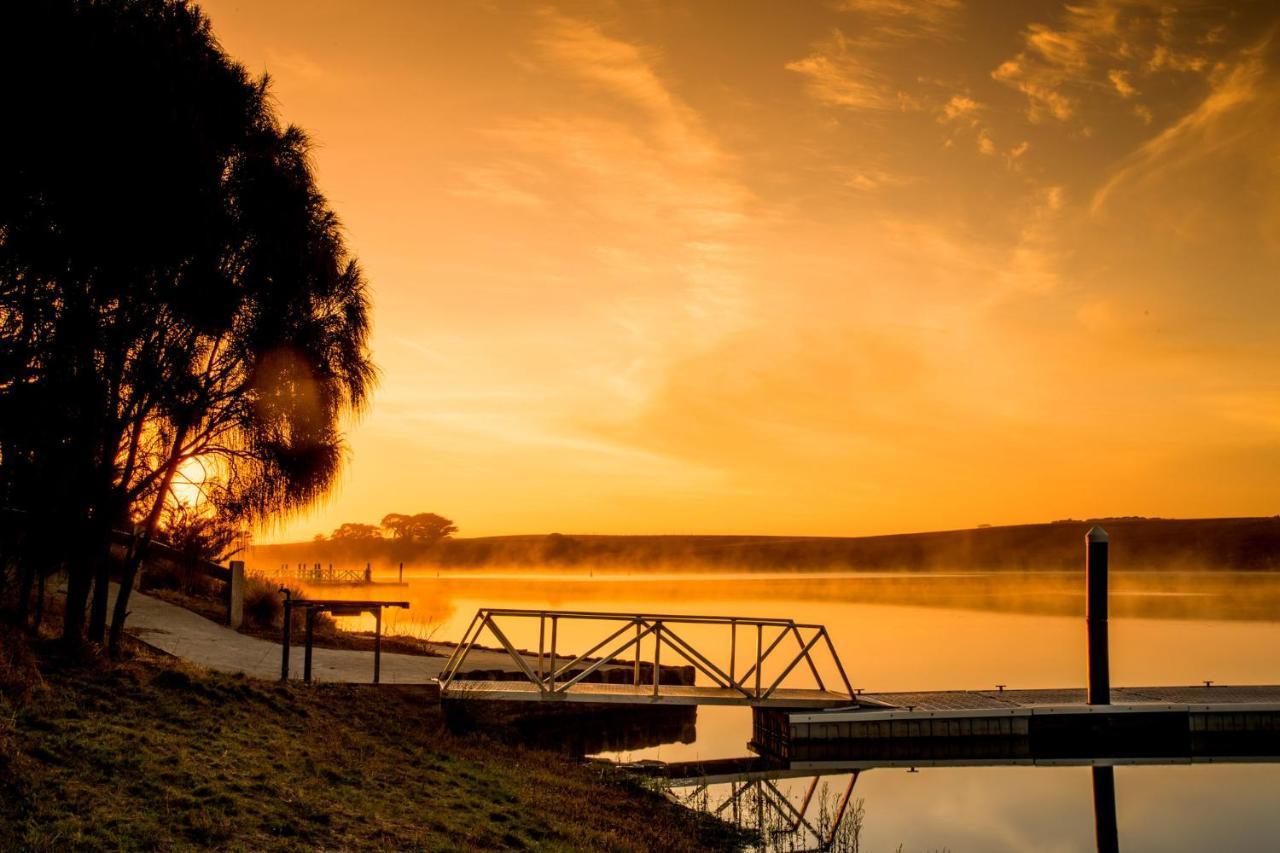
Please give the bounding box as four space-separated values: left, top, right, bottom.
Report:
300 513 458 562
254 517 1280 573
0 0 374 654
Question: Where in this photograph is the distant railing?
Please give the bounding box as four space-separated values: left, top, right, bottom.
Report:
280 562 372 585
438 608 854 702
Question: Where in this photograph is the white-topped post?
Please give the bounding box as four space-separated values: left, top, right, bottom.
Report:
1085 526 1110 705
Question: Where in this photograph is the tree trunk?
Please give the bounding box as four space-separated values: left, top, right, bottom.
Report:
86 549 111 643
61 513 111 652
108 427 188 657
31 568 47 633
62 552 92 651
14 563 34 628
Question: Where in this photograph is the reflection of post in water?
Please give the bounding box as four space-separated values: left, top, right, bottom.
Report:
1092 765 1119 853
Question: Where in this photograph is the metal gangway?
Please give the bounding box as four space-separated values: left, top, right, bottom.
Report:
437 608 855 708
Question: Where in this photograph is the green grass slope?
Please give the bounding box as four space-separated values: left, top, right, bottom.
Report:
0 641 739 851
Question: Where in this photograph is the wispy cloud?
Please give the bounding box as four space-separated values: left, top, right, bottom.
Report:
533 9 724 169
265 49 328 82
832 0 964 42
787 30 919 111
788 1 963 111
940 94 981 122
450 163 546 209
1092 38 1271 213
840 167 919 192
991 0 1224 124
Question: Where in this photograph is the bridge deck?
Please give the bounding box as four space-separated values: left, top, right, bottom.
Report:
441 680 852 708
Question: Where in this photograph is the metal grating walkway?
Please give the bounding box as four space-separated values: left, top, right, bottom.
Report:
442 680 853 708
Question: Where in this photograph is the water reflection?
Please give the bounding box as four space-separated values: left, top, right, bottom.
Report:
653 755 1279 852
668 772 863 852
443 699 697 756
1092 765 1118 853
278 566 1280 849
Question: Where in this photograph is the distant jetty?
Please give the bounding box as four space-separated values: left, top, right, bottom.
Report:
281 563 409 587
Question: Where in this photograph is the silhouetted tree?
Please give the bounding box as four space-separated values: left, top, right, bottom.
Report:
331 523 384 542
0 0 375 653
381 512 458 544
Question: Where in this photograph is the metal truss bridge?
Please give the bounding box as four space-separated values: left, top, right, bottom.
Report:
437 608 854 708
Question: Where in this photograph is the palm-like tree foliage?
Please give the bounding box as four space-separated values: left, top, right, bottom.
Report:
0 0 376 651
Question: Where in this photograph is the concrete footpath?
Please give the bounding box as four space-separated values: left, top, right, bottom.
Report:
111 585 517 685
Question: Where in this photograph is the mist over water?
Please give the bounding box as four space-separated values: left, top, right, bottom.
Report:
243 558 1280 850
134 505 1280 839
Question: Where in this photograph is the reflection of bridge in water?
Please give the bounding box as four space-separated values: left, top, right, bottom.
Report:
657 762 862 852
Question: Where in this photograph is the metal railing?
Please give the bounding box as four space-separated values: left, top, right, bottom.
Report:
437 608 854 702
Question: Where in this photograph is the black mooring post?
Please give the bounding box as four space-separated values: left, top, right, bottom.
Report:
1092 765 1120 853
1086 526 1110 705
303 607 315 684
279 588 292 681
373 607 382 684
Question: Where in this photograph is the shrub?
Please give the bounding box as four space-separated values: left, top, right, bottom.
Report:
143 557 218 598
242 577 283 630
240 577 340 641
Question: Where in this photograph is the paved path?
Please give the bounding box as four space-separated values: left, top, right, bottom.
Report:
113 585 518 685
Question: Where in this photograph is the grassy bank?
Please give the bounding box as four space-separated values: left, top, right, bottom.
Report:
0 635 742 851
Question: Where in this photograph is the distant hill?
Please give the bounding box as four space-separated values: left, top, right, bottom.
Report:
248 516 1280 573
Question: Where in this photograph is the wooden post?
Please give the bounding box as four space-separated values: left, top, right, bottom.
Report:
227 560 244 629
1086 526 1110 705
398 562 403 582
303 607 315 684
280 591 292 681
374 607 382 684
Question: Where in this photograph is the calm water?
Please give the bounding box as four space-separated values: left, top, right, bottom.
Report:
313 568 1280 851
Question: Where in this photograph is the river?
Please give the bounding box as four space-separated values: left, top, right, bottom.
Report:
324 568 1280 850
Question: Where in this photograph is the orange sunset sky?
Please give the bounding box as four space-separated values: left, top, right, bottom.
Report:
198 1 1280 542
